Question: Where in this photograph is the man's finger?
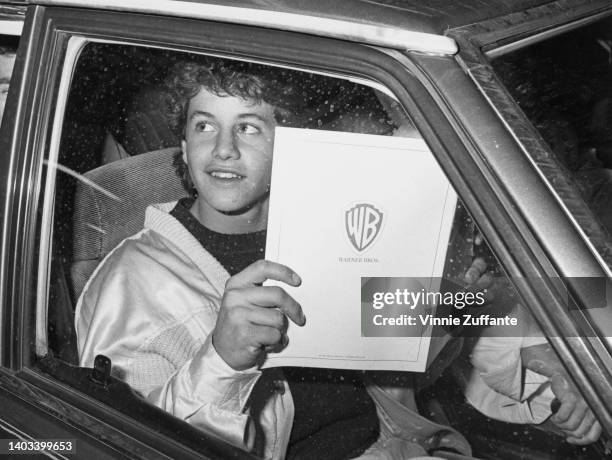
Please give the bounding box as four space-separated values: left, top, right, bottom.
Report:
550 375 584 427
227 260 301 289
551 395 580 427
247 305 289 332
264 333 289 353
234 286 305 326
566 420 602 445
464 257 487 284
250 325 283 349
472 272 494 290
564 410 596 440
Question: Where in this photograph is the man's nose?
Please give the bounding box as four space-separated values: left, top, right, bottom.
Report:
213 130 240 160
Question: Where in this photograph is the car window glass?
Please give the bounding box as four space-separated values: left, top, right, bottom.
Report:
38 40 603 458
0 33 18 123
491 15 612 270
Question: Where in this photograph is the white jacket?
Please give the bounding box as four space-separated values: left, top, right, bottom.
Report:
76 202 474 459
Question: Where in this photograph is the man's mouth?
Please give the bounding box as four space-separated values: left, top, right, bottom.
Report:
209 171 244 180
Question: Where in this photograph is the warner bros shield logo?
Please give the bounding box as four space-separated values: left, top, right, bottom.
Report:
345 203 384 252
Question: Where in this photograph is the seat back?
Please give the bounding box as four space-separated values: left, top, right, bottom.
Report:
122 87 179 156
71 146 186 301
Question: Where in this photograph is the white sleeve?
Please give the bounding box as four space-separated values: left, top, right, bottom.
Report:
76 245 260 450
144 334 261 449
463 304 553 424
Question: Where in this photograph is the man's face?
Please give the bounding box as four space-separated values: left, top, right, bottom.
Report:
181 87 277 233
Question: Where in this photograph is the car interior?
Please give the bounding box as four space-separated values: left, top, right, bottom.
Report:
48 44 399 357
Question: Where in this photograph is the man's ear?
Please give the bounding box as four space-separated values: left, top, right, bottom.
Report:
181 139 188 165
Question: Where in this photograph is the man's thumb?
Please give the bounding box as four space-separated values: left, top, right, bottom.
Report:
551 372 570 399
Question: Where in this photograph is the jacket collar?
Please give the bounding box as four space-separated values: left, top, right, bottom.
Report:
145 202 230 299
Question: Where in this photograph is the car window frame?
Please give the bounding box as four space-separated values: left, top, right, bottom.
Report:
447 2 612 281
441 0 612 434
1 2 612 455
0 5 24 366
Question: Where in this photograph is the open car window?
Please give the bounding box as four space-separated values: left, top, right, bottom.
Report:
32 36 607 459
45 41 421 362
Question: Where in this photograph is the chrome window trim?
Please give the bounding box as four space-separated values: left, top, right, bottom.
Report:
456 46 612 279
479 20 612 280
465 63 612 357
487 9 612 58
448 3 612 278
477 73 612 280
35 36 86 356
0 16 25 362
35 0 458 55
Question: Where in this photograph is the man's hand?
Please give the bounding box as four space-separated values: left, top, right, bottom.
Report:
463 255 496 304
464 257 493 287
550 373 602 445
525 351 602 445
465 237 602 445
462 234 520 311
212 260 305 371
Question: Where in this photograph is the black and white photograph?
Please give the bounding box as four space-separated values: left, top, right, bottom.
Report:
0 1 611 459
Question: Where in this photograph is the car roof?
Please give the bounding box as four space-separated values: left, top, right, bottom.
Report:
179 0 556 33
16 0 553 33
9 0 608 55
9 0 552 34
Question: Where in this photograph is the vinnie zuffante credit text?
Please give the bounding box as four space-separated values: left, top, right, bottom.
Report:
366 285 518 329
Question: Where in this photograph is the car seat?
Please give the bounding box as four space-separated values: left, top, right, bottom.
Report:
121 86 179 157
71 146 186 303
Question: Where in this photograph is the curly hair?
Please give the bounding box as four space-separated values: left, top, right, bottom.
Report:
165 59 302 197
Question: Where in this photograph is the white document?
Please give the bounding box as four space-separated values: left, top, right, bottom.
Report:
264 128 457 372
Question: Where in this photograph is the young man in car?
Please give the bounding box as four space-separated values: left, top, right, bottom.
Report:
76 58 480 459
76 58 598 459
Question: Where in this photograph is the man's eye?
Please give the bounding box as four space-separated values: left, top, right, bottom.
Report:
238 124 260 134
195 121 214 132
